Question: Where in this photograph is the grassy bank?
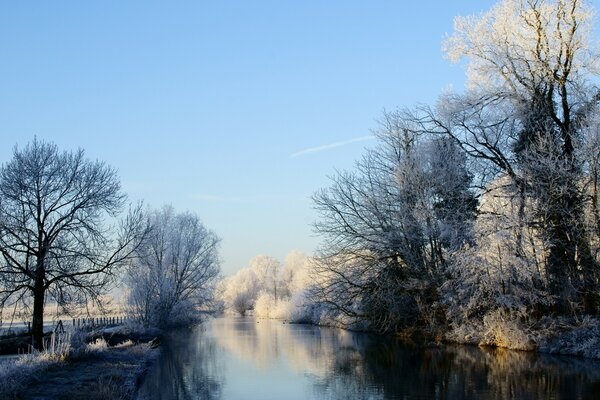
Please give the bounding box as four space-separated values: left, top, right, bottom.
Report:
0 326 160 399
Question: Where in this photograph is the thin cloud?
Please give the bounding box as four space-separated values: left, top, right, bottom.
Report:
290 135 375 159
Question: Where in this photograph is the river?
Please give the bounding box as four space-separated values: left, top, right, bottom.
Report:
137 317 600 399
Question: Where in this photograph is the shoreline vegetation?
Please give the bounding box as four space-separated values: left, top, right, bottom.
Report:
216 248 600 360
251 311 600 360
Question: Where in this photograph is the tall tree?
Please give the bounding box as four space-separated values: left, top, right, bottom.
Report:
0 139 144 349
428 0 600 313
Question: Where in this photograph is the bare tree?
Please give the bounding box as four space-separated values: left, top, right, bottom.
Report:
126 206 220 328
312 112 476 332
0 138 145 349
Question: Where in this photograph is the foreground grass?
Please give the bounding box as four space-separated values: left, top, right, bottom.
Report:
0 328 159 400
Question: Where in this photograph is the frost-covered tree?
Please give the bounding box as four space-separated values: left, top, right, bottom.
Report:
442 176 551 343
126 206 220 328
427 137 478 250
312 111 477 332
279 251 311 299
217 267 260 316
250 255 280 300
217 256 279 316
581 116 600 247
216 251 315 318
0 139 145 349
429 0 600 313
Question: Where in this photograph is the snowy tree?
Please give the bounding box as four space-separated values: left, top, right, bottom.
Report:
442 175 550 340
249 255 280 300
312 111 477 332
431 0 600 313
279 251 311 299
126 206 220 327
0 139 145 349
218 267 260 316
581 116 600 249
427 137 478 250
216 251 315 318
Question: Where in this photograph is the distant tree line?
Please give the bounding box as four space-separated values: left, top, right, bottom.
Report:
217 251 313 318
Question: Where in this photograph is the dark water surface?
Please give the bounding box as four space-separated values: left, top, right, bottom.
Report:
138 317 600 400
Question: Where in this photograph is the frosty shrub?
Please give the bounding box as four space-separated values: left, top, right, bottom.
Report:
0 350 62 398
0 359 47 397
254 293 291 319
287 289 324 324
87 337 109 353
481 309 535 351
536 316 600 358
252 293 272 318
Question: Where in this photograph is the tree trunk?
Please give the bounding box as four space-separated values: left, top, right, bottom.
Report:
578 236 599 315
545 184 598 315
546 226 574 314
32 263 45 351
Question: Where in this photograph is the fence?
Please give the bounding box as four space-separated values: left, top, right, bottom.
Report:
71 316 130 329
1 315 131 337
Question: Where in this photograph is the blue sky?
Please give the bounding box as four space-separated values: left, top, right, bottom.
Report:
0 0 505 274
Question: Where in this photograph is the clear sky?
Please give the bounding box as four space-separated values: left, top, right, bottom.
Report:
0 0 505 275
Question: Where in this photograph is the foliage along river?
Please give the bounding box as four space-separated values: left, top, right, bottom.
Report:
138 317 600 400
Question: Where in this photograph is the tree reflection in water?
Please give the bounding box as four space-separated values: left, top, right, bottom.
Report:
311 339 600 399
138 318 600 400
138 325 224 400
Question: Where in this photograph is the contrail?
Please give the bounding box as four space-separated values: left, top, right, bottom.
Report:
290 135 374 159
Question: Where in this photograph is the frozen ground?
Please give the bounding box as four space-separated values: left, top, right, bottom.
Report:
17 345 157 400
0 330 159 400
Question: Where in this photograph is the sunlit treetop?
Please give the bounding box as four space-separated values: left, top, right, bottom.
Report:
444 0 599 93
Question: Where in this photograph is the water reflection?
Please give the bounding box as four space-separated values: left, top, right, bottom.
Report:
139 325 224 400
138 317 600 400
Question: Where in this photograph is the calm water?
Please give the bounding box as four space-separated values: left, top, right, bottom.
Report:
138 317 600 400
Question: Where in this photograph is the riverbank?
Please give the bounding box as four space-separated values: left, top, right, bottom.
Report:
0 326 161 399
240 289 600 360
257 309 600 360
438 314 600 359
